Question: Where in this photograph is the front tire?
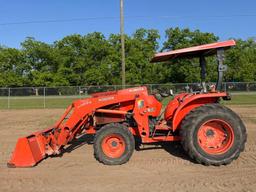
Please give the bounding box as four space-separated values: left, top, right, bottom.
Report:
180 104 246 166
94 123 135 165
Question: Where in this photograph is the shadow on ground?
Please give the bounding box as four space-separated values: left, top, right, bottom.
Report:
60 134 94 155
137 141 194 163
57 134 195 163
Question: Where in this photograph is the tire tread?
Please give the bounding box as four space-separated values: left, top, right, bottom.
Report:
180 103 247 166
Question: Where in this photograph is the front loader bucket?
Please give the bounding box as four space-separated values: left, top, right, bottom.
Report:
7 104 91 168
7 105 75 168
7 134 47 168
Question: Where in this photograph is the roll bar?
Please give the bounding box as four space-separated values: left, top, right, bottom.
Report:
151 40 236 92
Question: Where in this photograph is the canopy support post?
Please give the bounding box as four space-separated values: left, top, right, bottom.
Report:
200 55 207 93
216 48 227 91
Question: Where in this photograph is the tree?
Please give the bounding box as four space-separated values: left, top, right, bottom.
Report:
55 33 115 85
0 27 255 87
161 27 219 83
21 37 59 86
109 28 162 84
225 38 256 82
0 47 27 87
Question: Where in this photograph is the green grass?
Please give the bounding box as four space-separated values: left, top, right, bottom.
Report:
162 94 256 106
0 96 82 109
0 94 255 109
222 94 256 105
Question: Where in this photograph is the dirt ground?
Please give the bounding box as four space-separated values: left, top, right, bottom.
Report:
0 106 256 192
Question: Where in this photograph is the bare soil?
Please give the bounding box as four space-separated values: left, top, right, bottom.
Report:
0 106 256 192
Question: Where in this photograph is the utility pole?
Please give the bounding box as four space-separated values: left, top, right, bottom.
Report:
120 0 126 87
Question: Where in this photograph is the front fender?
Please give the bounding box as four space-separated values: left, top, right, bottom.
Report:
171 92 227 131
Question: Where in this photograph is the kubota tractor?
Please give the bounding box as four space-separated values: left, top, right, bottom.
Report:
8 40 247 167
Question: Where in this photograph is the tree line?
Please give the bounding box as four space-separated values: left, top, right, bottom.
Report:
0 27 255 87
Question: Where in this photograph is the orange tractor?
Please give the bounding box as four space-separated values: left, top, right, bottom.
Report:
8 40 247 167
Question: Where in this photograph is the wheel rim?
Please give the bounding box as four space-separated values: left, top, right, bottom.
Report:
101 134 125 158
197 119 234 155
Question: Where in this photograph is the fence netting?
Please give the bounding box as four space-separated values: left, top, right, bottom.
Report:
0 82 255 109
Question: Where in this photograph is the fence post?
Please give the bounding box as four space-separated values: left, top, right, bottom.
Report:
43 87 46 109
150 84 153 93
7 88 10 109
78 86 81 98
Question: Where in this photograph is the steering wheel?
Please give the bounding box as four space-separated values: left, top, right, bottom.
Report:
152 88 172 101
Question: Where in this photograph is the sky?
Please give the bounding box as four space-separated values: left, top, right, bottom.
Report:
0 0 255 48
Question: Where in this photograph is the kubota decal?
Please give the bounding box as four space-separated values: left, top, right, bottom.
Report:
128 87 144 92
98 97 114 102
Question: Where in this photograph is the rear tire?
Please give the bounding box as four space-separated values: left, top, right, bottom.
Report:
180 103 246 166
94 123 135 165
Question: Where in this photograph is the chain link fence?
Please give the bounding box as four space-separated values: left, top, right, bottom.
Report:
0 82 255 109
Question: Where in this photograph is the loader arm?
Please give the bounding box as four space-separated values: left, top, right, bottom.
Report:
8 87 149 167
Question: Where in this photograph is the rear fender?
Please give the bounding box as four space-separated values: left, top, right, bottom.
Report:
172 93 227 132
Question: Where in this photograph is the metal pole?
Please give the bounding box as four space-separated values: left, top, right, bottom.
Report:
43 87 46 108
120 0 126 87
8 88 10 109
79 86 82 98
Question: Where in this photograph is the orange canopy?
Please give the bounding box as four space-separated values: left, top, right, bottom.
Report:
151 40 236 62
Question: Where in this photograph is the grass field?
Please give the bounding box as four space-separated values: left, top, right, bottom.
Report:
162 94 256 106
0 96 82 109
0 94 255 109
